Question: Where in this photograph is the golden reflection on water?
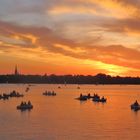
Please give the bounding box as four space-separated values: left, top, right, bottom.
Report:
0 84 140 140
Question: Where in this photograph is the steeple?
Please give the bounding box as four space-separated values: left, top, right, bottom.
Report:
15 65 19 75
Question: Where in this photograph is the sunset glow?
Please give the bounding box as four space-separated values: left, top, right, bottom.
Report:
0 0 140 76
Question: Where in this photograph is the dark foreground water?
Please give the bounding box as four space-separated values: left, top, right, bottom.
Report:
0 84 140 140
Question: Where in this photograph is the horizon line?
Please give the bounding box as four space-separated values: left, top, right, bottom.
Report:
0 73 140 78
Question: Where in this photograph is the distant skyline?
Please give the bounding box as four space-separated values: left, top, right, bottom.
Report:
0 0 140 76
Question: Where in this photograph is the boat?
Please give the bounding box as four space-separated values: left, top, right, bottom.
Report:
25 87 30 92
17 101 33 110
75 94 87 101
92 97 107 103
0 90 23 100
0 94 9 100
100 97 107 103
43 91 56 96
92 97 100 102
131 104 140 111
92 94 107 103
9 90 24 97
131 100 140 111
76 96 87 101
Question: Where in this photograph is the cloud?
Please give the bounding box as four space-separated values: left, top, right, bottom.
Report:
103 18 140 35
0 20 140 75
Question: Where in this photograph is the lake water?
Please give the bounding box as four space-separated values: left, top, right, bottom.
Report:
0 84 140 140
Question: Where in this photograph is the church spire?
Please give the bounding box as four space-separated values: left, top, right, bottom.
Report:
15 65 19 75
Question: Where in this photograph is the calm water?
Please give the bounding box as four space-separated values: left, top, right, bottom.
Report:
0 84 140 140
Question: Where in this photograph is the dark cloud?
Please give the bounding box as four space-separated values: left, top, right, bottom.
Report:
102 18 140 34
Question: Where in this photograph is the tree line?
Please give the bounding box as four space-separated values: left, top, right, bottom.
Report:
0 73 140 84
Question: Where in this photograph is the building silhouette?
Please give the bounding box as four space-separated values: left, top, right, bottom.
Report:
14 65 19 75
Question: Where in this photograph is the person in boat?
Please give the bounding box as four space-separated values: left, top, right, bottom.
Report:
20 101 24 106
88 93 91 98
28 101 31 105
134 100 139 106
80 94 83 98
94 94 97 97
13 90 16 94
23 102 27 106
101 96 105 100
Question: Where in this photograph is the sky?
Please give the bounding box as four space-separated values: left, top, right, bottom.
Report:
0 0 140 76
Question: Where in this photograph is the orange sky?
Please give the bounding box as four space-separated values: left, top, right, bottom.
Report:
0 0 140 76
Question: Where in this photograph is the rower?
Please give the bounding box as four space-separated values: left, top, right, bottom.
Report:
134 100 139 106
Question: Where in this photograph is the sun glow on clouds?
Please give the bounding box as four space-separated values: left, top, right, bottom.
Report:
81 0 138 18
0 25 140 76
54 44 85 53
12 34 38 44
84 60 132 76
48 0 138 19
48 5 97 15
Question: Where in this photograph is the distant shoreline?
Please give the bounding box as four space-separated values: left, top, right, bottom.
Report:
0 73 140 84
0 83 140 85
